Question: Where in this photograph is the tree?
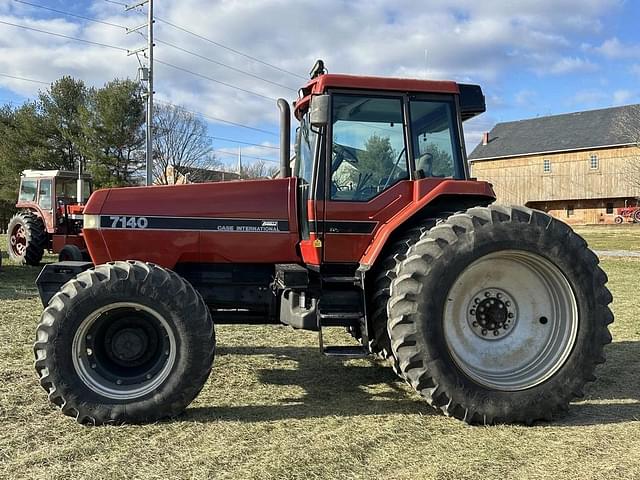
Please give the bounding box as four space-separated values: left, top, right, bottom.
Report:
152 103 217 184
615 105 640 195
0 102 51 227
79 79 145 187
239 160 279 179
38 76 88 171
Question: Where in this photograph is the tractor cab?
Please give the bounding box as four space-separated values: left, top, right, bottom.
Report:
288 62 489 265
17 170 92 233
8 170 92 265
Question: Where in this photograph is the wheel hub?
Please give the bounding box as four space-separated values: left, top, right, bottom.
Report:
111 327 148 362
467 288 517 340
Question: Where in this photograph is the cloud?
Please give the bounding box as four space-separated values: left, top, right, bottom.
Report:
594 37 640 59
612 89 635 105
568 89 608 106
514 90 536 107
0 0 624 135
546 56 598 74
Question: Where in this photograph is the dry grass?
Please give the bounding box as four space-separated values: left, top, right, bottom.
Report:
1 233 639 480
574 224 640 251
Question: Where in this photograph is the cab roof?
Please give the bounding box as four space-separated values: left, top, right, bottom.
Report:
294 73 460 119
21 169 91 179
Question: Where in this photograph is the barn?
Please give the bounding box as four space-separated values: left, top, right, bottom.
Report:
468 104 640 224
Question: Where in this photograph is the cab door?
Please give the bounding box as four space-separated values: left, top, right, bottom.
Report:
322 93 413 263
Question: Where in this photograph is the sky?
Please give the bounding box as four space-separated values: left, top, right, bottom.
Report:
0 0 639 169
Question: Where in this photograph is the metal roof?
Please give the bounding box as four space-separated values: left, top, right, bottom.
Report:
21 169 91 178
468 104 640 161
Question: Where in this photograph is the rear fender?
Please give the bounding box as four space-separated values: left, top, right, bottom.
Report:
359 180 495 268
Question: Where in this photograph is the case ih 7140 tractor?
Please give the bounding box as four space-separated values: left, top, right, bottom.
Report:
8 169 91 265
34 64 613 425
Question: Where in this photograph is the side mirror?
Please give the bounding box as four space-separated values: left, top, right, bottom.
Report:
310 94 330 127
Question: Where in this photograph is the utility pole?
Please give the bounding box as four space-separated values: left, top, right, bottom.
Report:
125 0 154 186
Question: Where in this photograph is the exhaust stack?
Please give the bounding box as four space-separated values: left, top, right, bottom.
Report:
277 98 291 178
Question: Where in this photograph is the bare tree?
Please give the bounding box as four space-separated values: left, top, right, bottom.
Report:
153 104 219 184
239 160 280 179
615 104 640 195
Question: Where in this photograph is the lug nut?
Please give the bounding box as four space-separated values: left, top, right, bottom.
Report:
86 348 93 356
508 313 514 319
474 298 480 304
472 321 478 327
146 374 152 380
493 330 500 336
116 379 122 385
485 292 491 297
505 301 511 307
481 329 487 336
496 293 502 299
470 309 476 315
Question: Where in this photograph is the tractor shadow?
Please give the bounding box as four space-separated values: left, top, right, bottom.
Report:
558 340 640 426
185 344 437 423
185 341 640 426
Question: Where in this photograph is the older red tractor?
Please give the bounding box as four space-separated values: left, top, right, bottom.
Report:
34 62 613 426
7 169 91 265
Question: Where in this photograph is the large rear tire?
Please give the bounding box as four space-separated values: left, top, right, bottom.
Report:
34 261 215 425
7 211 47 265
388 205 613 424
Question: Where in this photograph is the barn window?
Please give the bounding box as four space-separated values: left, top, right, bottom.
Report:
606 202 614 214
590 154 599 169
543 159 551 173
566 205 574 217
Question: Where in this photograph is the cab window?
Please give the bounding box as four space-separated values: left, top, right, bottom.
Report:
19 179 37 202
331 94 408 201
38 179 52 210
409 99 462 178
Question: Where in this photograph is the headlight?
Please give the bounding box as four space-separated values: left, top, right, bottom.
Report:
83 214 100 229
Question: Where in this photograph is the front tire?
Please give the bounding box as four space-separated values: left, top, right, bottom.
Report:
34 261 215 425
7 211 47 265
388 205 613 424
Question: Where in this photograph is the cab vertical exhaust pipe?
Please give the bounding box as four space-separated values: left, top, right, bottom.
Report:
277 98 291 178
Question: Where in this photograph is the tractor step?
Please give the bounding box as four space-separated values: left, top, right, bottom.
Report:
317 311 363 327
322 345 369 358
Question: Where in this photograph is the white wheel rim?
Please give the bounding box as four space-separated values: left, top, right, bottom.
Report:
72 302 177 400
443 250 578 391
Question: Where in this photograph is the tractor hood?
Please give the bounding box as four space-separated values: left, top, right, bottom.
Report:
82 178 301 267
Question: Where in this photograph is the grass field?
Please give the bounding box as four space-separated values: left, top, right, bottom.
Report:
1 231 639 480
574 224 640 251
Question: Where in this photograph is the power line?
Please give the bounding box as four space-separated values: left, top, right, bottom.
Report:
0 19 128 51
155 59 277 101
213 149 279 164
210 136 279 150
0 72 49 85
155 124 280 150
155 99 278 136
13 1 298 95
155 16 306 81
103 0 128 6
13 0 126 29
154 39 297 92
0 72 280 138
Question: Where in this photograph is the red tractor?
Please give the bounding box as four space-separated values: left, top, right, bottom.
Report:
614 206 640 224
34 62 613 426
7 169 91 265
